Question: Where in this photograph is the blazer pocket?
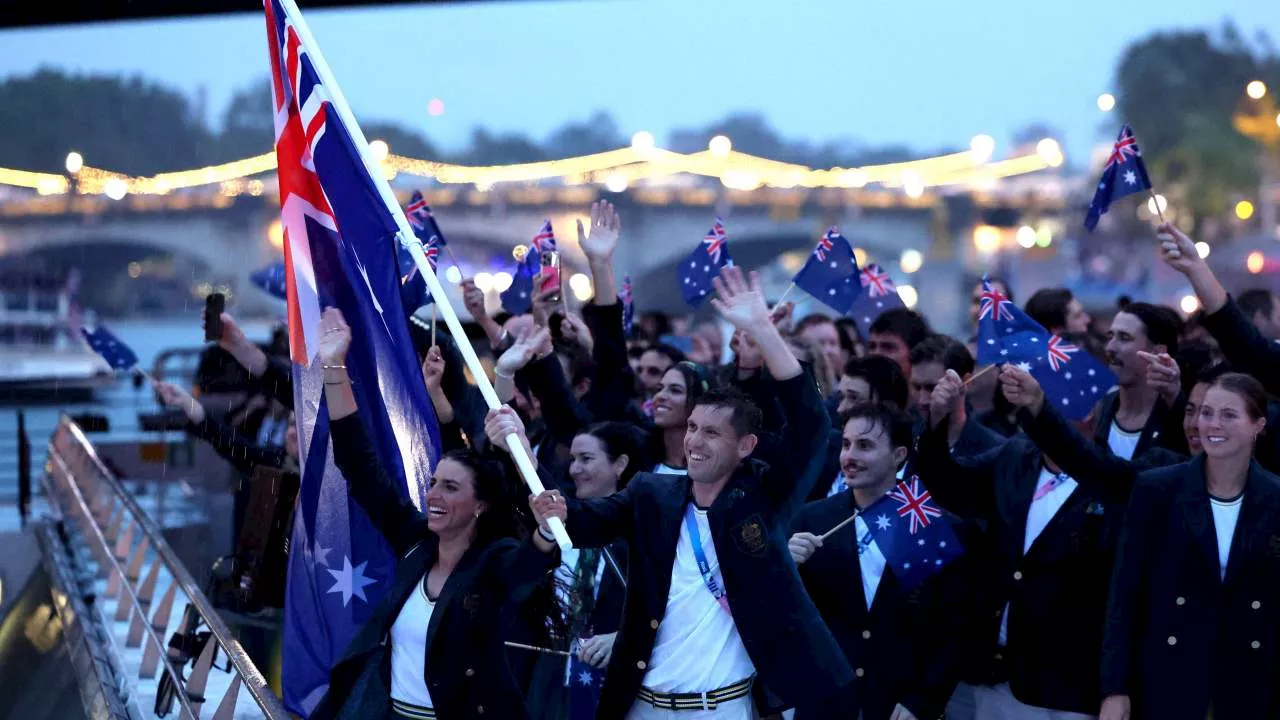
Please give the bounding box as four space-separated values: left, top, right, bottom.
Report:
730 514 769 556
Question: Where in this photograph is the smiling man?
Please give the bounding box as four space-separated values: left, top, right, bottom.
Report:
534 266 848 719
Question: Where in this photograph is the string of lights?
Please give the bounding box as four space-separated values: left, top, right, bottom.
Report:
0 137 1064 199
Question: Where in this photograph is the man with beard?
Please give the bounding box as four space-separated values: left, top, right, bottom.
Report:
527 266 848 719
1096 303 1186 460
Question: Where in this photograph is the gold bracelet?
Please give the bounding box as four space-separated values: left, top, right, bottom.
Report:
321 364 347 370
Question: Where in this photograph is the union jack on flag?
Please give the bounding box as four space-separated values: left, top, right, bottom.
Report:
889 476 942 535
978 281 1015 322
703 219 727 264
531 220 557 255
264 0 441 714
1046 334 1078 372
1085 124 1153 231
814 227 837 262
859 264 893 297
405 191 430 229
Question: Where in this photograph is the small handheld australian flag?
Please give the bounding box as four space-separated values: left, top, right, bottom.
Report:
80 325 139 372
793 227 860 315
859 476 962 591
975 276 1116 420
850 262 906 338
250 262 289 301
1084 124 1153 231
679 218 732 308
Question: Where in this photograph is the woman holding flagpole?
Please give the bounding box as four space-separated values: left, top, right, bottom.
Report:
310 307 565 720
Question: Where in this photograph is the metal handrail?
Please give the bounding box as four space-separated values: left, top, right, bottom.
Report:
51 416 290 719
46 445 201 720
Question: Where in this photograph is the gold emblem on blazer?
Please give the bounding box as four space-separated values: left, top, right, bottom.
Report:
733 514 767 555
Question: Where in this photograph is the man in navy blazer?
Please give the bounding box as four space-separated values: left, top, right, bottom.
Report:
530 267 849 718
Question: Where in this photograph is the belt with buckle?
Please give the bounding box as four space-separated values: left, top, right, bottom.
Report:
636 677 754 711
391 699 437 719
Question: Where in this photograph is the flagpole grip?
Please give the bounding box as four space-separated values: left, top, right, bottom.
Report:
504 432 573 550
274 0 573 551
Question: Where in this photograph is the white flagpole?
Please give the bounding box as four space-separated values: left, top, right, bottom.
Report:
277 0 572 550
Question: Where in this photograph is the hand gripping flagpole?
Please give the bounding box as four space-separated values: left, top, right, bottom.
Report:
277 0 572 551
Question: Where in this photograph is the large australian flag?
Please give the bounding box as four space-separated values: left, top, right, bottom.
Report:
264 0 442 714
1084 124 1153 231
975 276 1116 421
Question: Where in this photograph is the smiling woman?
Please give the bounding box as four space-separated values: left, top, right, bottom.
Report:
306 306 565 720
1100 372 1280 720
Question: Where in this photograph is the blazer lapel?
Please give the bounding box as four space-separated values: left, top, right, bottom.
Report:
1005 460 1041 559
1224 462 1279 590
1177 458 1221 581
1135 398 1170 456
650 475 691 603
423 542 486 652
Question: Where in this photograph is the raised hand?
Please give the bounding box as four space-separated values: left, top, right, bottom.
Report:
578 199 621 263
559 313 594 355
461 279 488 319
731 329 763 372
1138 351 1180 406
495 326 552 377
710 266 770 333
999 363 1045 415
1156 222 1201 275
929 369 966 429
422 345 446 393
530 278 558 327
1099 695 1130 720
317 307 352 367
155 381 206 424
484 405 530 452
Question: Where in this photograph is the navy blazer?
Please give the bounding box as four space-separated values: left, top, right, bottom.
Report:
314 415 558 720
1103 457 1280 719
791 491 976 720
563 372 849 718
914 421 1127 714
1092 390 1188 459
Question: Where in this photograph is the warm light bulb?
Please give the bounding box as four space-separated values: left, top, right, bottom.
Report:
473 272 494 293
973 225 1001 254
1246 80 1267 100
631 131 655 151
445 266 462 284
1247 251 1265 274
1236 200 1255 221
64 151 83 175
1096 93 1116 112
569 273 593 301
899 249 923 274
104 178 127 201
898 285 919 309
1195 241 1211 259
708 135 732 157
369 139 390 162
493 271 513 293
969 134 995 163
1015 226 1037 249
1179 294 1200 314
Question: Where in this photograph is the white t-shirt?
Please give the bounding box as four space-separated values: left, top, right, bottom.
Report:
653 462 687 476
854 513 887 610
1000 469 1078 645
390 577 436 709
1211 494 1244 580
1107 422 1142 461
642 505 755 692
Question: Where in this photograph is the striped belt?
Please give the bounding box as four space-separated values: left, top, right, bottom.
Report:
391 698 437 719
636 677 753 711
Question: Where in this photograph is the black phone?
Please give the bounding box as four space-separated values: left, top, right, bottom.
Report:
204 293 225 342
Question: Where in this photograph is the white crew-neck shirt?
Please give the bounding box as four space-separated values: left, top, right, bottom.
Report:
641 505 755 692
1107 422 1142 461
1211 493 1244 580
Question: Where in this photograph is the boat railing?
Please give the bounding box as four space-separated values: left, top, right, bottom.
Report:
41 414 290 719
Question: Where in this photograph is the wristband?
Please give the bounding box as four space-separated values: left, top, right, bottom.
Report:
537 526 556 543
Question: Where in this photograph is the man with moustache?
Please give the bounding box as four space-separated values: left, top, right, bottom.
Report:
1095 303 1187 460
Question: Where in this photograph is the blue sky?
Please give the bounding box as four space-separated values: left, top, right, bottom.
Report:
1 0 1277 163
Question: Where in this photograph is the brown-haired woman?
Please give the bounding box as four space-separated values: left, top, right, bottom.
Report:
1101 372 1280 720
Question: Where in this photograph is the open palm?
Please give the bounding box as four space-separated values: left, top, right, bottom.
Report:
710 266 769 331
496 326 551 375
579 200 621 262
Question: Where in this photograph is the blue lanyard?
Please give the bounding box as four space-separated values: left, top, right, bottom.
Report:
683 505 728 606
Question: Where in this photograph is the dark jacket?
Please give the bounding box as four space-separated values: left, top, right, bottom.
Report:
1091 390 1187 459
791 491 975 720
1102 457 1280 719
1201 295 1280 397
914 420 1128 714
563 372 848 718
313 415 558 720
